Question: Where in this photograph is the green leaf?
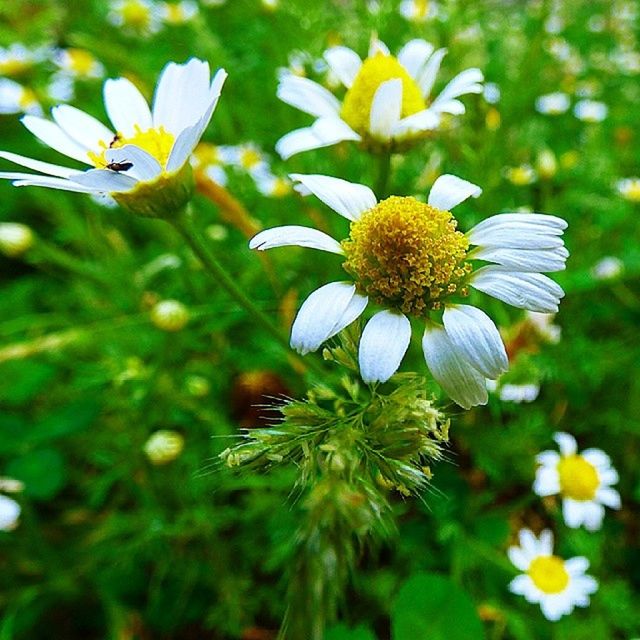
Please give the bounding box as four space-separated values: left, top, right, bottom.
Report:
6 449 66 500
28 398 101 445
325 624 376 640
391 573 484 640
0 361 56 407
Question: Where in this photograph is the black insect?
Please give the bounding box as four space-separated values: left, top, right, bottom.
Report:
108 133 121 148
105 161 133 172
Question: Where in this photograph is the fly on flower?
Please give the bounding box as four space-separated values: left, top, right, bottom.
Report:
250 174 568 408
0 58 227 218
275 37 483 158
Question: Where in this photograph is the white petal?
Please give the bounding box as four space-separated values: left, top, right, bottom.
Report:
553 432 577 456
581 448 612 469
249 225 344 254
417 48 447 97
165 121 201 172
538 529 553 555
369 79 402 141
51 105 113 151
470 267 564 313
471 246 568 272
103 77 152 136
0 150 81 178
428 174 482 210
540 596 568 621
565 557 589 576
290 282 356 355
533 468 560 496
597 469 619 486
429 98 466 115
508 547 531 571
536 450 560 466
397 39 435 79
582 502 605 531
275 117 360 160
324 46 362 88
431 68 484 107
392 109 440 137
443 304 508 378
467 213 567 245
21 115 90 163
422 323 488 409
69 168 138 193
509 574 533 596
289 173 376 221
359 310 411 384
518 528 541 558
326 293 368 341
105 145 161 182
573 575 598 595
563 498 587 528
9 176 99 193
368 38 390 57
277 75 341 118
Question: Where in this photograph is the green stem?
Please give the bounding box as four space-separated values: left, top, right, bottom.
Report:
374 151 392 198
31 239 110 286
169 209 326 378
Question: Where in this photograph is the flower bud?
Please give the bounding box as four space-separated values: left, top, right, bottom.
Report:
0 494 21 531
0 222 34 257
537 149 558 179
143 430 185 465
150 299 189 332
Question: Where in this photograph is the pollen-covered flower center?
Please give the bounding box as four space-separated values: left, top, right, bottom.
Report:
341 53 425 136
557 455 599 501
88 125 175 171
341 196 471 316
528 556 570 594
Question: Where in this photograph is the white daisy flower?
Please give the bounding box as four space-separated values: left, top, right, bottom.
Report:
534 432 621 531
54 48 105 80
591 256 624 281
0 78 42 116
508 528 598 621
107 0 163 35
0 494 21 532
252 168 292 198
250 173 568 408
498 382 540 403
399 0 439 22
0 43 49 77
275 37 483 159
535 92 570 115
616 177 640 202
526 311 561 344
0 58 227 218
160 0 198 25
191 142 228 186
573 99 608 123
505 164 537 186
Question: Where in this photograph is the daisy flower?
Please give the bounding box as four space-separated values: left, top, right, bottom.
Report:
616 177 640 202
0 78 41 116
508 528 598 621
253 168 292 198
573 99 608 123
54 48 104 81
505 164 537 186
591 256 624 281
534 432 620 530
191 142 229 187
275 38 483 159
107 0 162 35
535 92 570 115
399 0 438 22
0 43 48 77
160 0 198 25
250 173 568 408
0 58 227 218
0 494 21 531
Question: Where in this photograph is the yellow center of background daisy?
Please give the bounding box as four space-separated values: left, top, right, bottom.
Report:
341 196 471 316
622 181 640 202
88 125 175 171
0 59 31 76
528 555 570 594
557 454 599 501
120 0 152 28
66 49 97 77
340 53 425 136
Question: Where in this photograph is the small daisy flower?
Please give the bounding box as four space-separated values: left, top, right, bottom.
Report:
107 0 162 35
160 0 198 25
0 43 47 77
534 432 621 531
253 168 292 198
54 48 104 80
224 143 269 176
573 99 608 123
0 78 41 116
191 142 228 186
0 58 227 219
498 382 540 403
508 528 598 621
250 173 567 408
505 164 537 186
275 37 483 159
535 92 570 115
591 256 624 281
0 494 21 531
399 0 438 23
616 177 640 202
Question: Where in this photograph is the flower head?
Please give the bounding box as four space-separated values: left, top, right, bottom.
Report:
0 78 41 116
250 173 567 408
0 58 227 218
107 0 163 35
160 0 198 25
0 43 47 77
508 528 598 621
534 432 620 530
275 38 483 158
535 92 570 115
54 48 104 80
399 0 438 22
0 494 21 531
573 99 607 123
616 177 640 202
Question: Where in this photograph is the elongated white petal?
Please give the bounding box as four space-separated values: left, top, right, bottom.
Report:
508 547 531 571
596 487 621 509
368 38 390 57
422 323 488 408
467 213 567 243
536 450 560 466
553 432 577 456
582 502 605 531
275 117 360 160
508 575 536 598
469 227 566 250
429 98 466 115
369 79 402 141
51 105 113 151
470 267 564 313
431 68 484 107
359 310 411 384
103 77 152 136
291 282 356 355
290 173 376 221
428 174 482 210
11 176 99 193
21 115 90 163
538 529 553 555
324 46 362 88
471 246 568 272
417 48 447 97
166 120 201 172
397 39 435 79
69 169 138 193
326 293 368 341
579 448 611 469
249 225 344 254
443 304 508 378
518 529 540 558
533 468 561 496
565 557 589 576
105 145 162 182
392 109 440 137
277 75 341 118
0 150 81 178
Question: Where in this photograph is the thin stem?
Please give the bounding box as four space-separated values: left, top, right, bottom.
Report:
374 151 392 198
30 239 110 286
169 209 326 378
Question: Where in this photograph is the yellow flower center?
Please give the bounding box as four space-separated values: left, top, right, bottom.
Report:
66 49 97 76
165 4 187 23
88 125 175 170
239 148 262 169
528 556 570 594
414 0 430 18
120 0 152 28
557 455 599 501
622 180 640 202
18 87 38 110
193 142 221 167
0 59 31 76
270 177 291 197
341 53 426 137
342 196 471 316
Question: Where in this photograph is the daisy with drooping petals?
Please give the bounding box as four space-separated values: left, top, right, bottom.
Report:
0 78 41 116
0 58 227 218
250 173 567 408
534 432 620 531
275 38 483 159
508 528 598 621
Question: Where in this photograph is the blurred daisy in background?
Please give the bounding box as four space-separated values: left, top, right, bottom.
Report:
534 432 620 530
535 92 570 115
191 142 228 186
0 78 41 116
107 0 163 36
0 58 227 218
0 477 23 532
250 173 567 408
573 99 608 122
54 48 104 81
399 0 439 23
591 256 624 281
0 43 48 78
275 37 483 159
160 0 198 25
508 528 598 621
505 164 537 186
616 177 640 202
487 380 540 403
253 168 292 198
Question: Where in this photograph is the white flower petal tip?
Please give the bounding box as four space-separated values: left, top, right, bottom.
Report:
103 77 152 136
428 174 482 211
288 173 377 220
443 305 508 379
359 311 411 384
422 323 488 409
248 226 344 255
275 118 360 160
277 75 341 119
323 46 362 88
369 78 402 140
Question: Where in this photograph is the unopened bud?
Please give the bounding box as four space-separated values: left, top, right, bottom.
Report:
0 223 34 257
150 299 189 331
0 494 21 531
144 430 185 465
537 149 557 179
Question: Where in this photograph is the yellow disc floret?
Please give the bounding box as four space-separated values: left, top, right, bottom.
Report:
342 196 471 316
558 455 599 501
120 0 153 29
341 53 426 137
528 556 570 594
